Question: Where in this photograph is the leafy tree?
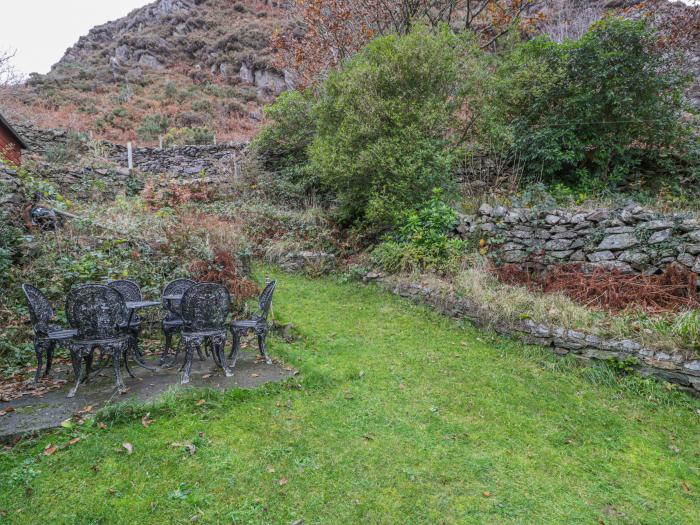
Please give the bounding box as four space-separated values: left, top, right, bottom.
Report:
492 17 690 187
308 25 482 231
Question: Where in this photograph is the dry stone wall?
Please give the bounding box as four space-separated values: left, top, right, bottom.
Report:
456 203 700 284
106 142 247 178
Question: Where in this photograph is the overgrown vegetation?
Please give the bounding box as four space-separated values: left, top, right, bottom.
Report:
491 17 694 191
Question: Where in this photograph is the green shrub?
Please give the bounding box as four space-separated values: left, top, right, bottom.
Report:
163 126 215 146
372 191 466 274
137 113 170 142
492 17 690 188
308 25 481 232
252 90 318 196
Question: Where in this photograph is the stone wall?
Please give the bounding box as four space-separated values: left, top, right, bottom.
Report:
373 275 700 395
0 164 24 228
106 142 247 178
457 203 700 283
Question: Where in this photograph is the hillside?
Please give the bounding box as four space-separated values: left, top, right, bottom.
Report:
0 0 696 146
0 0 293 143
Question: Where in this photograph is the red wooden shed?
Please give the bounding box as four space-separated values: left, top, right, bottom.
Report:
0 113 28 166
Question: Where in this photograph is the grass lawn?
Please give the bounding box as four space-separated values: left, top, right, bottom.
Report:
1 272 699 524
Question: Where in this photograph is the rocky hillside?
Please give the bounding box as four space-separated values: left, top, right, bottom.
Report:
0 0 696 145
0 0 293 143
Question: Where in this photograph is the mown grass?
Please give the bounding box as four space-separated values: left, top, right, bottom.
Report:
1 272 699 524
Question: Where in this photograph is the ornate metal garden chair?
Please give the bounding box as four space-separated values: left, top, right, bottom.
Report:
65 285 132 397
21 284 77 384
160 278 196 365
180 282 233 384
229 280 276 368
107 279 142 341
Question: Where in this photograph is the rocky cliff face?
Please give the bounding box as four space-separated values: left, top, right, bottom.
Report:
36 0 291 92
0 1 293 143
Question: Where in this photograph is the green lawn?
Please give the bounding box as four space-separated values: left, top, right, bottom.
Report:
1 273 699 524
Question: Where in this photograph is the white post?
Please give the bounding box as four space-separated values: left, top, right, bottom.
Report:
159 135 163 150
214 134 217 146
127 142 133 172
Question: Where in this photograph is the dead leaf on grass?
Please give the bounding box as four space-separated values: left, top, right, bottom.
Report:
202 374 212 379
278 478 288 486
97 422 107 430
43 444 57 456
251 373 260 378
67 437 81 446
122 443 133 455
482 491 491 498
0 407 15 417
196 399 206 406
141 413 155 428
171 442 197 455
682 481 691 492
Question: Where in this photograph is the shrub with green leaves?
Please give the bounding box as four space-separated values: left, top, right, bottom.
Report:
309 25 482 232
137 114 170 142
252 90 318 196
372 190 466 274
163 126 215 146
492 17 690 188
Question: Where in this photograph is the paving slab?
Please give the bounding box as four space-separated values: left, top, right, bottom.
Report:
0 351 295 443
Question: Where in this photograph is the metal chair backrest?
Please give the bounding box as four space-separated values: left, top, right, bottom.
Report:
107 280 142 302
258 280 277 321
22 284 53 335
162 278 196 316
181 282 230 332
66 285 127 340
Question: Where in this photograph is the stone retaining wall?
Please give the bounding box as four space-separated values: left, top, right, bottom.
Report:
456 203 700 283
372 275 700 395
106 142 247 178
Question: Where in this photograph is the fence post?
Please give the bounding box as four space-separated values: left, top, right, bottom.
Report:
214 134 217 146
127 142 133 172
159 135 163 150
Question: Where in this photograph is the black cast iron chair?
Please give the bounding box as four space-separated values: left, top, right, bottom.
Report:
107 280 142 341
160 278 196 365
21 284 77 384
65 285 132 398
180 282 233 384
229 280 276 368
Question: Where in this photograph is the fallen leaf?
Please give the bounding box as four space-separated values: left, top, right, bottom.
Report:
267 467 276 473
60 419 74 429
196 399 206 406
97 422 107 430
251 373 260 378
67 437 81 446
77 405 94 415
483 491 491 498
141 414 155 428
0 407 15 417
278 478 289 486
669 444 680 453
43 444 57 456
598 518 606 525
291 520 304 525
202 374 212 379
122 443 133 455
398 383 405 390
682 481 691 492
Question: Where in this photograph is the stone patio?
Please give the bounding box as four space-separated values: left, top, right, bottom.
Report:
0 350 295 443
